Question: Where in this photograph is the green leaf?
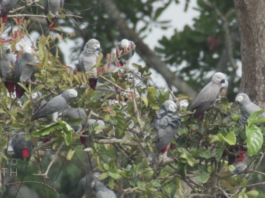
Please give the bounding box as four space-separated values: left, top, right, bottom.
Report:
65 118 83 126
211 133 225 143
251 117 265 125
147 87 156 103
198 148 211 159
246 125 263 156
214 143 225 162
99 172 108 180
83 148 92 152
247 110 265 126
196 169 210 184
32 84 44 93
246 190 259 197
22 100 31 110
224 131 236 145
66 149 75 160
108 171 121 179
141 96 148 107
103 163 109 171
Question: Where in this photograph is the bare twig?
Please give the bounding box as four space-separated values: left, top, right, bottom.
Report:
34 142 64 178
9 0 40 14
4 181 59 196
8 14 82 19
99 75 133 93
32 138 57 153
90 138 137 146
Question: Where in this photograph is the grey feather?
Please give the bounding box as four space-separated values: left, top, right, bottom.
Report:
15 46 36 83
92 180 116 198
44 0 64 16
31 89 78 121
190 72 227 118
78 39 100 78
77 172 100 198
0 0 18 18
11 134 33 161
116 39 135 67
0 43 16 81
14 46 36 97
153 100 181 153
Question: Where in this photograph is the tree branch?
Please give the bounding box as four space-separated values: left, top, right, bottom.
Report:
102 0 197 98
8 14 82 19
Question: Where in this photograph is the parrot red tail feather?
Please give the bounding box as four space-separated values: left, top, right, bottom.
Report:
16 85 25 98
4 81 15 93
161 145 168 154
22 148 29 158
236 147 245 162
1 14 8 22
80 137 86 145
46 18 57 30
89 78 98 91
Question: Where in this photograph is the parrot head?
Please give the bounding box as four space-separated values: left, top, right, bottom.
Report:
235 93 251 105
2 43 12 53
86 39 101 52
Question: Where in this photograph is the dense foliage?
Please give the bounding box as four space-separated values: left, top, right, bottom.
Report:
1 1 265 198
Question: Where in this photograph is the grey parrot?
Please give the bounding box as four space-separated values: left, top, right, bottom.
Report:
77 172 100 198
0 0 18 22
190 72 227 120
31 89 78 121
91 179 117 198
11 134 33 161
235 93 265 126
153 100 181 153
116 39 135 67
44 0 64 29
78 39 101 90
15 46 36 98
0 43 16 93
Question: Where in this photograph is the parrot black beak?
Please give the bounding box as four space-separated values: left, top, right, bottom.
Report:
221 79 225 84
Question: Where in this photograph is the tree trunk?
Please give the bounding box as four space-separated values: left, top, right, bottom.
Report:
234 0 265 108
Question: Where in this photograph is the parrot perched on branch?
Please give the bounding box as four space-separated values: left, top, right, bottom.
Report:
44 0 64 30
0 43 16 93
190 72 228 120
78 39 101 90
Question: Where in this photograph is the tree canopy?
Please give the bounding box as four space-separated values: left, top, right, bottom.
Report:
1 0 265 198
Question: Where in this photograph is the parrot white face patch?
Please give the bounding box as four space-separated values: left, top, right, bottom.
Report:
69 90 78 98
3 43 11 52
236 95 244 102
121 39 130 47
168 103 177 112
31 93 38 99
23 46 33 54
180 99 189 109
